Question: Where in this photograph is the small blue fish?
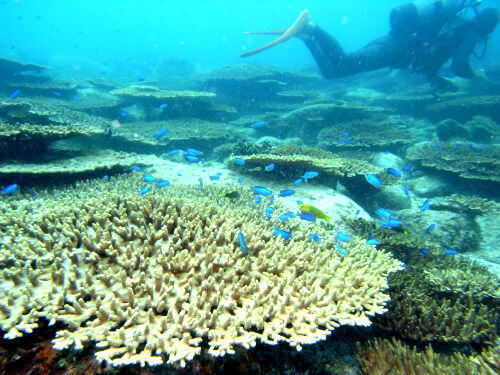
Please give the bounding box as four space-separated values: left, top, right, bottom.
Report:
376 209 392 220
403 165 411 172
137 74 146 81
186 148 201 155
426 223 436 232
159 103 167 109
355 209 360 215
287 211 296 219
310 233 321 242
10 89 21 99
342 132 350 138
254 186 272 196
296 200 303 205
185 154 199 162
72 96 81 101
131 165 142 171
444 249 458 255
279 189 295 197
120 112 128 116
154 128 168 139
270 195 275 203
382 219 401 228
279 213 289 221
337 248 348 256
177 173 183 176
209 175 220 181
404 187 410 195
238 232 248 255
198 177 203 190
265 163 275 172
344 140 353 145
103 175 110 181
272 229 292 239
53 91 62 96
365 173 382 188
2 184 19 195
303 171 319 182
293 178 303 185
235 157 246 165
251 121 265 128
143 175 156 183
300 212 316 222
420 248 429 255
237 177 244 183
419 199 431 212
254 196 262 204
265 206 273 219
366 239 379 245
216 172 222 176
140 187 149 195
387 168 402 178
167 149 180 156
337 232 351 242
157 180 170 188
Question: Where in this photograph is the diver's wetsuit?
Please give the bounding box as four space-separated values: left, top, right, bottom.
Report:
300 3 499 84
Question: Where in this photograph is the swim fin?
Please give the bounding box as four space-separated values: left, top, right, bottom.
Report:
241 9 311 57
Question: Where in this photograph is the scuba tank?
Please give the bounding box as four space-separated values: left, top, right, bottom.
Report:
390 0 481 36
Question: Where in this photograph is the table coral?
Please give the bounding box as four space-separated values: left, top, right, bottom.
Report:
0 185 402 367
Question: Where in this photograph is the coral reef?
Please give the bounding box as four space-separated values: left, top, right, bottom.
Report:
374 260 499 345
0 99 108 128
356 337 494 375
110 85 215 104
434 194 499 217
232 150 378 180
437 116 500 142
194 64 319 99
318 118 413 150
276 102 387 138
0 57 49 79
0 177 403 367
406 142 500 184
426 95 500 122
0 150 155 177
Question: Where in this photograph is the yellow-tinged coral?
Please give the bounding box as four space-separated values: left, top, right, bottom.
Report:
0 186 403 367
356 337 496 375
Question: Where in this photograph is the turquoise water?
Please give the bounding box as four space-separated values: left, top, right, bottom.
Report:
1 0 499 373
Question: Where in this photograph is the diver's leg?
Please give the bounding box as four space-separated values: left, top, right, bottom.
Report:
302 25 408 79
299 25 352 78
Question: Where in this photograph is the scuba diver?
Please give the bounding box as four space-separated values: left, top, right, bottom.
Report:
241 1 499 90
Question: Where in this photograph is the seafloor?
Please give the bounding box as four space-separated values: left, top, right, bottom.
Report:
0 57 499 374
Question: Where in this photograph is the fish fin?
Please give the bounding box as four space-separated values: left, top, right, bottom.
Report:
240 9 311 57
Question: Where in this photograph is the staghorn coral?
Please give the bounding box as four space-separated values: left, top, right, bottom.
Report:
0 183 403 367
356 337 493 375
374 263 499 345
471 345 500 375
406 142 500 184
423 267 499 300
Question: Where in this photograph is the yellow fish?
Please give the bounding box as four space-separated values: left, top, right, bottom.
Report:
298 204 331 222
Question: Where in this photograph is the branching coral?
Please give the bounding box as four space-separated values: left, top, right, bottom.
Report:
0 186 403 367
356 338 495 375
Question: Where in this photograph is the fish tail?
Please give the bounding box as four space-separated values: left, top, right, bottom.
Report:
325 216 331 222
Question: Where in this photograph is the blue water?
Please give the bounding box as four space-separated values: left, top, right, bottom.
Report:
1 0 500 373
3 0 498 78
